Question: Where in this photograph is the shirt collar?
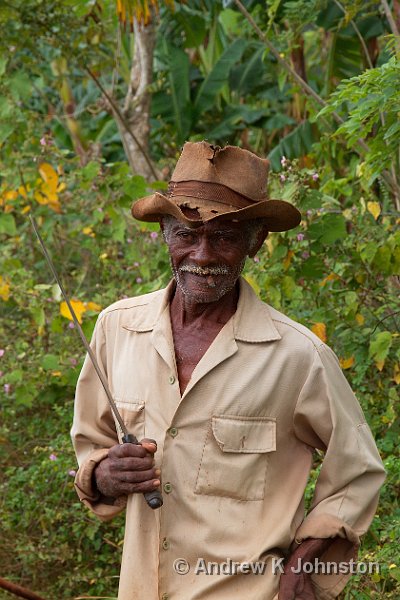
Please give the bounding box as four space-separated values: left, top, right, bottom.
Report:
123 277 281 343
233 277 281 342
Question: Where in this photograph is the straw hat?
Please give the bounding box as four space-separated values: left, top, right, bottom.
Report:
131 141 301 232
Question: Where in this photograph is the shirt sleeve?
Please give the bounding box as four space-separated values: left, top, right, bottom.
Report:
71 314 127 521
292 343 386 599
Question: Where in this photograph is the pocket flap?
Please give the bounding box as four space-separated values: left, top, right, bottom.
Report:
114 399 145 413
211 416 276 453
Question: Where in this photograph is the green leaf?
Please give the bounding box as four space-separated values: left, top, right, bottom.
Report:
162 41 192 142
281 275 296 298
8 369 24 383
31 307 45 327
194 38 247 114
15 385 36 407
10 71 32 102
0 56 8 76
359 242 377 264
229 44 265 95
368 331 393 362
81 160 101 182
0 213 17 236
0 122 15 145
299 256 325 279
122 175 148 200
307 214 346 245
42 354 59 371
372 245 392 275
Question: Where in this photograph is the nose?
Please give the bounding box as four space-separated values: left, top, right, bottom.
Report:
190 235 216 266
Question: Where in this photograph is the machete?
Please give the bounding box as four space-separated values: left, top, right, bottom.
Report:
30 215 163 509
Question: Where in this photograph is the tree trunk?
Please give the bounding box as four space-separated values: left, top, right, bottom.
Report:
117 19 158 181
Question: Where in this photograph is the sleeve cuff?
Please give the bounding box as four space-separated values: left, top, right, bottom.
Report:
295 513 360 546
294 514 360 599
74 448 127 521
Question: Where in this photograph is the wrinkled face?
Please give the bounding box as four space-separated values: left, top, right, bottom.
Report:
162 217 251 304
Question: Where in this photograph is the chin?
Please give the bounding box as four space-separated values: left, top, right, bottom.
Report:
175 275 236 304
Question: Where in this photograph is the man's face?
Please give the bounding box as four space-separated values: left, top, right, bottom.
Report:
163 218 251 304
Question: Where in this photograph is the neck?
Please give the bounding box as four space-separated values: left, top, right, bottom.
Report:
170 282 239 327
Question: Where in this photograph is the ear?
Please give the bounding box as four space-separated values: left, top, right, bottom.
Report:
248 225 269 258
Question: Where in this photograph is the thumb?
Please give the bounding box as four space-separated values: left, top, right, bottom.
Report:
140 438 157 453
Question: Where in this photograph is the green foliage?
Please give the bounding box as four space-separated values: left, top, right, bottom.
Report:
0 0 399 599
318 55 400 184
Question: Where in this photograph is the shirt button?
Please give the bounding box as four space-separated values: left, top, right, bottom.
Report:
163 482 173 494
168 375 175 384
169 427 178 437
162 538 170 550
161 595 169 600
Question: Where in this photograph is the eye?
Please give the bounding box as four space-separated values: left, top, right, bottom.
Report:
214 232 239 244
175 230 197 242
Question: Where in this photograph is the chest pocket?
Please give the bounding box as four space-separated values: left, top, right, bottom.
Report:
195 415 276 501
113 398 145 443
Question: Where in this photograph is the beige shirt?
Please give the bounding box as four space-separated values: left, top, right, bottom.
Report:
71 278 385 600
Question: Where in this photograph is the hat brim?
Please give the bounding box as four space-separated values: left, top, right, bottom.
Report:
131 192 301 232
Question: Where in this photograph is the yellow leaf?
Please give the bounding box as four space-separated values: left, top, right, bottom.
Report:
393 364 400 385
375 359 385 371
4 190 18 201
21 205 31 214
283 250 294 270
0 188 18 209
311 322 327 342
39 163 59 190
355 313 365 325
18 185 28 199
36 164 62 213
51 371 62 377
86 301 102 312
340 356 355 369
367 201 381 220
60 299 86 323
82 226 95 237
0 276 10 301
320 273 339 287
40 182 58 202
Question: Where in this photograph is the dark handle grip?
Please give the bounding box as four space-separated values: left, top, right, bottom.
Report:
122 433 163 510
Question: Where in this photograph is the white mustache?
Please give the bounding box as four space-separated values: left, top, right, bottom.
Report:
179 265 230 276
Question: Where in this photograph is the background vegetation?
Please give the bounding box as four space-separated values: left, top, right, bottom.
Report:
0 0 399 598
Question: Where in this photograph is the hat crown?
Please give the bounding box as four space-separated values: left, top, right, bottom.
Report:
170 141 270 201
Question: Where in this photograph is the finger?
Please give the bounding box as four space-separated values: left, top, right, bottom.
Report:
124 478 161 495
118 467 160 484
140 438 157 453
113 456 155 472
109 443 148 459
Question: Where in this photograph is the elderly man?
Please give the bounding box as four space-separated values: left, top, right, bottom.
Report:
71 142 385 600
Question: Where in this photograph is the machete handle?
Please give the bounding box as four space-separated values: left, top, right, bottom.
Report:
122 433 163 510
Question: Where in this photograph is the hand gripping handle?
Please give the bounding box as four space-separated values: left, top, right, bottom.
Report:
122 433 163 509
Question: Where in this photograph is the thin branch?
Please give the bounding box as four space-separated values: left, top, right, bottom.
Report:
85 67 158 180
0 578 47 600
233 0 371 153
233 0 399 200
381 0 400 55
331 0 374 69
234 0 342 118
371 310 400 334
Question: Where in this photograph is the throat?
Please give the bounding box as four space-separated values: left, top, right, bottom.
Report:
169 282 239 394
